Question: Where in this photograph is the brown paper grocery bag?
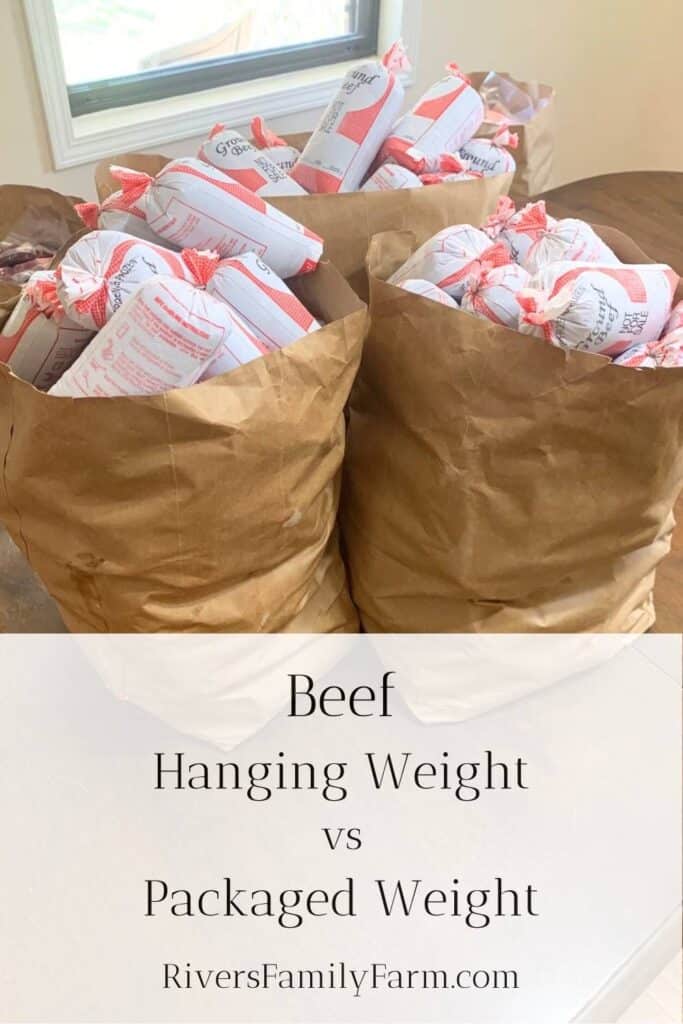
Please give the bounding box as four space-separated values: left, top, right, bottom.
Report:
94 141 512 299
0 260 366 633
469 72 555 198
0 184 84 328
341 227 683 634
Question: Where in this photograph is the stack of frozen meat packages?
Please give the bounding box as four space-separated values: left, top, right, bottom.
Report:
89 44 541 292
388 196 681 365
0 169 325 395
0 40 537 395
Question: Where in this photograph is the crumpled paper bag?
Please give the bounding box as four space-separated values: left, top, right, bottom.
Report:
0 184 84 329
0 259 366 633
341 225 683 633
469 72 555 197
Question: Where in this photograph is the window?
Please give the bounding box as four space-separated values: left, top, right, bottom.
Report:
53 0 380 116
23 0 416 170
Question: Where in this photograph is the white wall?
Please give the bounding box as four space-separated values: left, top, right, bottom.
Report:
414 0 683 189
0 0 681 200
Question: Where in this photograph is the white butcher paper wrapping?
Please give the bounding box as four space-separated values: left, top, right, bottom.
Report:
664 300 683 335
290 41 410 194
615 329 683 369
523 218 620 275
483 197 557 264
206 251 320 351
421 153 471 174
387 151 472 177
250 118 301 174
199 313 269 380
0 271 94 389
613 342 657 369
111 159 323 278
650 329 683 367
361 163 423 191
55 230 196 331
389 225 508 302
49 276 266 398
461 259 530 329
420 170 484 185
458 128 518 177
518 261 679 356
399 279 459 307
380 63 485 171
75 195 172 247
414 153 479 181
198 124 307 196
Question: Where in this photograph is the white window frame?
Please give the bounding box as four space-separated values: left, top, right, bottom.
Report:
23 0 420 171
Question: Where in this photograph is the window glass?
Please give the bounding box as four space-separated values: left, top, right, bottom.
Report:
53 0 362 86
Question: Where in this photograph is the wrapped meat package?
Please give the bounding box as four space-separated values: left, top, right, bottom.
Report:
399 278 459 307
460 258 530 328
56 230 195 331
615 329 683 369
250 117 301 173
290 42 410 194
361 163 423 191
650 331 683 367
198 125 307 196
75 194 171 247
483 196 556 263
664 301 683 335
0 271 94 389
206 251 321 351
420 170 484 185
389 225 507 302
199 313 268 380
524 218 620 274
408 153 477 180
519 262 679 356
380 63 485 171
389 151 470 177
613 343 658 369
111 159 323 278
458 128 518 177
49 276 267 398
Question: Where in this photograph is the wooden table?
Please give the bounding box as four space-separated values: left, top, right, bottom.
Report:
1 172 682 632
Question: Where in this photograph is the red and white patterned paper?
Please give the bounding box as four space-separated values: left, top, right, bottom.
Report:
207 251 320 351
49 276 266 398
389 225 509 302
380 63 484 172
291 42 409 194
198 125 306 197
111 159 323 278
519 261 679 356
